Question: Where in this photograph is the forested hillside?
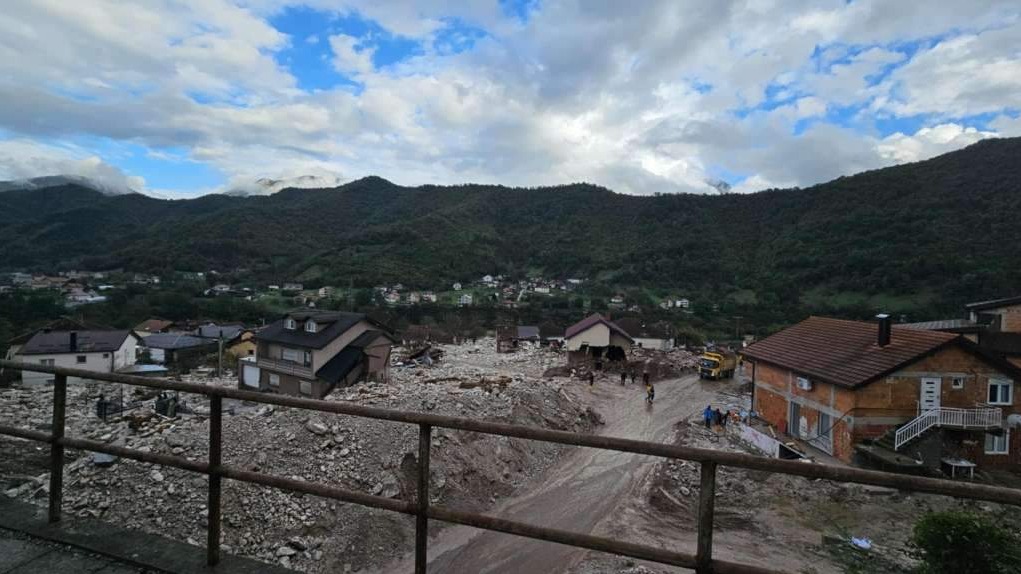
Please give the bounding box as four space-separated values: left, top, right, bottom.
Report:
2 138 1020 319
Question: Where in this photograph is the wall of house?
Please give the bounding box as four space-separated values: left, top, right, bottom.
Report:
312 320 374 372
566 323 610 351
15 351 116 386
362 338 392 382
257 370 330 399
971 303 1021 332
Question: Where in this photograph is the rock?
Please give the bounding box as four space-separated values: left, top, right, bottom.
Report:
287 537 307 551
306 421 329 436
150 470 165 483
340 448 351 457
165 434 187 448
92 452 118 467
277 545 298 557
371 483 384 495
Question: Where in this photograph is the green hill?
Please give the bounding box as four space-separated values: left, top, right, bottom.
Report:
2 138 1020 319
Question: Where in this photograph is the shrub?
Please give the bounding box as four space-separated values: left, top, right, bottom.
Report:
911 511 1021 574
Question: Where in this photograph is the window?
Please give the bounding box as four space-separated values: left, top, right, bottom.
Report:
305 320 316 333
985 431 1009 455
268 374 280 387
282 348 301 363
285 318 296 330
952 377 965 389
102 353 109 358
988 380 1013 405
40 359 55 366
788 402 801 438
247 349 254 356
299 380 313 396
76 355 87 364
303 350 312 367
818 412 832 440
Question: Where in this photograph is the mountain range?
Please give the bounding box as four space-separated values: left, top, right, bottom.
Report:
1 138 1019 320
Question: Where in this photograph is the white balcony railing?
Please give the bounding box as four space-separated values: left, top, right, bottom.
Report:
894 407 1002 450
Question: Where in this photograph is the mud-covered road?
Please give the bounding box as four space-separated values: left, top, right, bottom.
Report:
377 373 720 573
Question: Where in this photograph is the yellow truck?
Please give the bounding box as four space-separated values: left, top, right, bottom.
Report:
699 350 737 380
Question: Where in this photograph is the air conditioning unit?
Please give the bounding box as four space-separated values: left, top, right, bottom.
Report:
796 377 812 391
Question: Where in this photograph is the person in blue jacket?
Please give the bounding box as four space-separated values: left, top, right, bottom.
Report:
703 405 713 429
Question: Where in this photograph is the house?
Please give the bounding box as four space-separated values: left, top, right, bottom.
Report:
13 330 140 386
966 296 1021 332
141 334 218 368
194 323 244 341
134 319 175 337
458 293 474 307
406 292 421 304
741 315 1021 472
453 282 462 291
3 317 109 376
564 314 633 365
615 318 674 351
677 298 690 309
225 329 258 360
64 289 107 306
282 283 303 293
318 286 335 298
240 311 395 398
534 286 551 295
421 291 437 303
385 291 401 305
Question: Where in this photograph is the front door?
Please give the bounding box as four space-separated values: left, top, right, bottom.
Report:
920 377 942 412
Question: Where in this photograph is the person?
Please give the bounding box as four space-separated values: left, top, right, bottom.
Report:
642 371 650 386
703 405 713 429
588 371 595 386
720 409 729 428
630 370 637 385
714 408 724 427
647 383 655 403
620 371 627 386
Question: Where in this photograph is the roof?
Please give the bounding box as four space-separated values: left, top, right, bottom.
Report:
564 314 633 342
349 329 395 348
965 295 1021 312
516 326 540 340
142 333 216 350
315 346 363 385
255 311 367 349
740 317 960 389
135 319 174 333
899 318 981 332
19 330 135 355
195 323 244 340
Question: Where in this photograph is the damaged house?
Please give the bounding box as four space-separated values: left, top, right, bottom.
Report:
742 315 1021 473
564 314 633 365
240 311 395 398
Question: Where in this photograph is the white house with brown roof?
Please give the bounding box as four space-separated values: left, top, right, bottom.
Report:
13 330 140 386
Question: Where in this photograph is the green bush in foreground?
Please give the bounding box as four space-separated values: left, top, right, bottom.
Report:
911 511 1021 574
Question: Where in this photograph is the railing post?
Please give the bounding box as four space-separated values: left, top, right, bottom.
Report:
696 461 716 574
415 423 432 574
48 374 67 523
207 395 223 566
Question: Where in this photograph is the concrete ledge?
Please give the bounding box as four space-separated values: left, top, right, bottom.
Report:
0 498 292 574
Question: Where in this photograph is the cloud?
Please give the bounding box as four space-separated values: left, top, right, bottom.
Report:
0 0 1018 198
329 34 376 75
0 139 145 194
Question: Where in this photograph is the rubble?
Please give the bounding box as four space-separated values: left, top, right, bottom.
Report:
0 340 596 573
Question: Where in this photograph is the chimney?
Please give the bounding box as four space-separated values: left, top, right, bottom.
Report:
876 314 891 347
69 331 78 352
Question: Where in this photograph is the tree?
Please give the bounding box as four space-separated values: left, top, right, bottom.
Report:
910 511 1021 574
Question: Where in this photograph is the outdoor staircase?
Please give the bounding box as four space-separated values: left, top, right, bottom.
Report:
893 407 1002 450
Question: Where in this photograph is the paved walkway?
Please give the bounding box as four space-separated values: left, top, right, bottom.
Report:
1 528 144 573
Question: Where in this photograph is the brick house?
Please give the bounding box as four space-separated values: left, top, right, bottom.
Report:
240 311 394 398
741 315 1021 471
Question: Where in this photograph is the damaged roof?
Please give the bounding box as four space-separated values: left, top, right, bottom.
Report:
20 330 136 355
741 317 961 389
564 314 633 342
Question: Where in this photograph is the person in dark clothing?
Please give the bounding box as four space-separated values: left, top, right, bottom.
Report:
642 372 650 386
703 405 713 429
620 371 626 386
588 372 595 386
630 371 637 385
720 410 729 428
714 408 724 426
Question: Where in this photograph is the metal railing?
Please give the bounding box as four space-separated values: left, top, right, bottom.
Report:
255 357 314 378
895 406 1002 450
3 361 1021 574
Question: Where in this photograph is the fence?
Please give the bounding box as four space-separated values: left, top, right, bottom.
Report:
2 360 1021 574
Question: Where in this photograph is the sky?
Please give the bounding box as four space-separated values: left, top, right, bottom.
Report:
0 0 1019 197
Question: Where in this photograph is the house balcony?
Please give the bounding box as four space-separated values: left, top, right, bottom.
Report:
894 406 1002 450
256 357 313 379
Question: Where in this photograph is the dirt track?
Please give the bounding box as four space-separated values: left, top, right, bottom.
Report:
376 373 722 573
